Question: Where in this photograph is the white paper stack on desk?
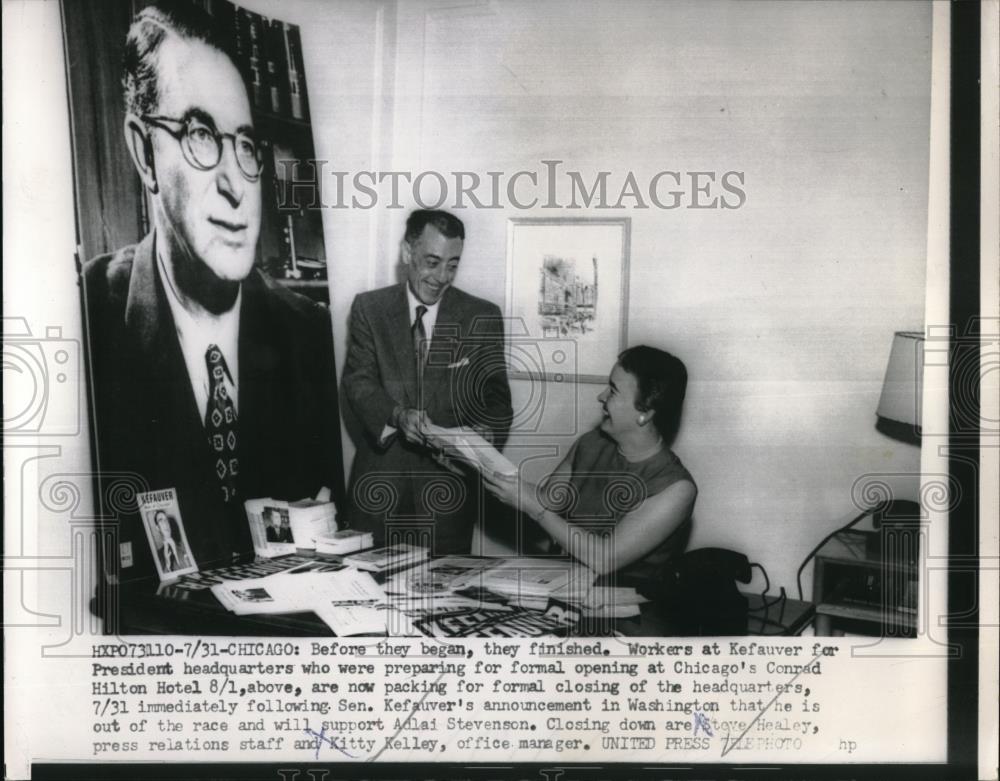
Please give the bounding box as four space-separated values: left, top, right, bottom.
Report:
383 557 509 614
211 559 348 615
211 559 391 635
310 570 394 637
313 529 373 555
385 556 497 597
450 557 646 618
460 557 595 601
342 542 428 573
209 547 647 635
286 498 338 549
579 586 650 618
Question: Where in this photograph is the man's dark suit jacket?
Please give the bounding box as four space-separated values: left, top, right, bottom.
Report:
342 283 512 555
83 232 344 580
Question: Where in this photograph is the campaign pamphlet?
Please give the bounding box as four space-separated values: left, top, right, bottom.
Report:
137 488 198 581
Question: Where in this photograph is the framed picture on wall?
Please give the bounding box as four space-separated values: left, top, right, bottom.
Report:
505 217 630 383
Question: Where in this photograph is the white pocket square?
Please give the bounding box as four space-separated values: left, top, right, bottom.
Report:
447 357 470 369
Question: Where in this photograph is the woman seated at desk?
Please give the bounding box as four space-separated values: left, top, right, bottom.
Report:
483 345 697 590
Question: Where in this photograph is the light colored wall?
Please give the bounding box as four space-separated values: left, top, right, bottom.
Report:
300 0 931 593
3 0 91 613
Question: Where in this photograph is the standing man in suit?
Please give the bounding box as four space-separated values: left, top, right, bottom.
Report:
342 210 512 555
83 2 343 580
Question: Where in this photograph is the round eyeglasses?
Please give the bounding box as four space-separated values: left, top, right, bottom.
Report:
142 114 263 181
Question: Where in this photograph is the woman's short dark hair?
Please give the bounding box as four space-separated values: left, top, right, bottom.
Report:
123 2 236 117
617 345 688 443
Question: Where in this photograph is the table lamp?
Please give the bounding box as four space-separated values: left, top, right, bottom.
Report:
875 331 924 445
871 331 925 605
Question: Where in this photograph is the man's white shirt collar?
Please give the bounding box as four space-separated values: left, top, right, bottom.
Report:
158 254 241 420
406 283 441 339
378 285 443 445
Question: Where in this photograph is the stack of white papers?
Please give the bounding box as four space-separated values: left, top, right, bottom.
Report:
286 499 338 550
313 529 373 555
211 559 344 615
459 557 596 603
311 570 390 636
385 556 498 597
423 424 517 477
580 586 649 618
211 560 391 635
343 543 428 573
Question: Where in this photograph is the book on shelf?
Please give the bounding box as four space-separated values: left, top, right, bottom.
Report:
343 543 429 574
198 1 310 122
265 18 290 116
241 9 266 112
283 23 309 121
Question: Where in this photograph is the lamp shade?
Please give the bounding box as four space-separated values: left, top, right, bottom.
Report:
876 331 924 442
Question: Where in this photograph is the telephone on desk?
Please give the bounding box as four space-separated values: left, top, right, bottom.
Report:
654 547 753 635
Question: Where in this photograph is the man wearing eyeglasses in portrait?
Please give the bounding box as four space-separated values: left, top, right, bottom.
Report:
83 2 341 580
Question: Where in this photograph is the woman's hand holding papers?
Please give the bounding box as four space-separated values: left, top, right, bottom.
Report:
481 470 545 522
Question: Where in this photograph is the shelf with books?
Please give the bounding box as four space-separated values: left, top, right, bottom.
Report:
255 111 314 136
222 0 327 301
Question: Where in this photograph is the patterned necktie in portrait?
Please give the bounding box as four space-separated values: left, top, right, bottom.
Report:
412 304 428 392
204 344 239 504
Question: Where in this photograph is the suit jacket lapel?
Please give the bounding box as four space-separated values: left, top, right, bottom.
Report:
237 270 280 483
123 232 203 432
387 283 419 405
423 286 463 403
123 231 164 360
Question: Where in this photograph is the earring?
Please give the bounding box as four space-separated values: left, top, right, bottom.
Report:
638 415 646 424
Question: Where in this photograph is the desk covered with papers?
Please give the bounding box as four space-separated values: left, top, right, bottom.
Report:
132 550 642 638
104 547 812 638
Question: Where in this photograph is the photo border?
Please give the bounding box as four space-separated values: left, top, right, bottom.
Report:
505 217 631 384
